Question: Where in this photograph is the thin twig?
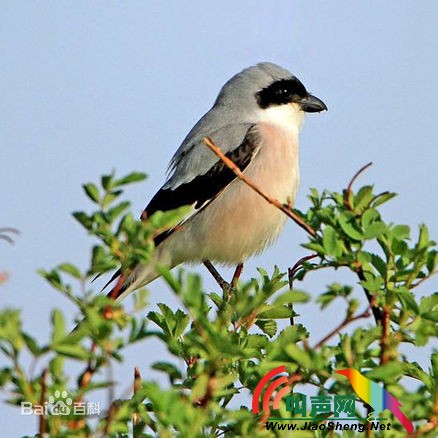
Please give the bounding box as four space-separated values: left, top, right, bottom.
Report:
203 137 316 236
103 401 118 436
411 270 438 289
133 367 141 434
379 306 390 365
231 263 244 288
39 368 48 435
203 260 230 290
313 303 373 350
71 343 97 430
344 162 373 210
288 254 319 325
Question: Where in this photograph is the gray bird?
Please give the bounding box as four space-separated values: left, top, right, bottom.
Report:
109 62 327 300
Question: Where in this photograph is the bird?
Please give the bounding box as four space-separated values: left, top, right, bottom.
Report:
108 62 327 301
336 369 414 433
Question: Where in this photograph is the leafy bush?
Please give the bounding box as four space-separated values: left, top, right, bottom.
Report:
1 168 437 437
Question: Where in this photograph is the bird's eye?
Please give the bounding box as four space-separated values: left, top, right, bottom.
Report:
276 88 289 96
256 78 307 109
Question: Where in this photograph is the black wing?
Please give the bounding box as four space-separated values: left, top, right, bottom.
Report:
142 127 260 245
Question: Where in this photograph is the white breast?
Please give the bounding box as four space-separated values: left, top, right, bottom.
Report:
167 113 301 265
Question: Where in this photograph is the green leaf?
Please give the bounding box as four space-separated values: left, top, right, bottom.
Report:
370 254 387 278
371 191 397 207
54 344 91 360
273 290 310 305
255 320 277 337
322 225 338 256
401 362 432 389
83 183 100 203
361 208 379 228
102 190 123 208
420 311 438 322
51 309 66 345
284 344 312 368
101 173 114 190
49 356 65 377
148 206 191 230
426 250 438 274
58 263 82 279
108 201 131 221
22 333 43 356
339 214 362 240
302 242 326 255
72 211 93 230
417 224 431 250
354 185 374 211
391 224 410 241
115 172 147 186
394 288 419 314
363 222 387 239
173 310 190 337
258 305 294 319
365 362 403 381
152 362 182 381
246 334 269 350
277 325 309 344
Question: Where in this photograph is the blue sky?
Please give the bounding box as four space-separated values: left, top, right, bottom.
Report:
1 2 437 434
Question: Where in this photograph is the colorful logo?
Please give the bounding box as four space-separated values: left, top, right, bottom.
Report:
252 365 291 416
336 368 413 433
252 366 414 433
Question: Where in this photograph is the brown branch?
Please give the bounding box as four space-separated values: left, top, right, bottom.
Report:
70 343 97 430
344 162 373 210
133 367 141 434
410 270 438 289
103 401 118 436
203 260 230 290
379 306 390 365
231 263 244 288
313 303 373 350
203 137 316 236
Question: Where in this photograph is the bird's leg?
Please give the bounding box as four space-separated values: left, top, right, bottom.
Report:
231 263 244 288
203 260 231 290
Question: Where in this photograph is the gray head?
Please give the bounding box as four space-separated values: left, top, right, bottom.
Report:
214 62 327 115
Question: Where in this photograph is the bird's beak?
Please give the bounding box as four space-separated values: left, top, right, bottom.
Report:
335 369 347 376
296 94 327 113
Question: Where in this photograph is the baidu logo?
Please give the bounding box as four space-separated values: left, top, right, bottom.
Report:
21 389 100 416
